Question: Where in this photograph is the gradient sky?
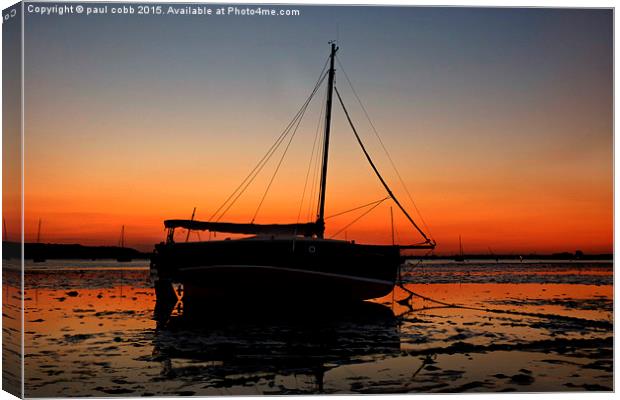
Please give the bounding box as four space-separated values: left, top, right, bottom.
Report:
3 2 22 249
18 5 612 253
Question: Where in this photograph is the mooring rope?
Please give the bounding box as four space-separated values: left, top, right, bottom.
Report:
394 282 612 330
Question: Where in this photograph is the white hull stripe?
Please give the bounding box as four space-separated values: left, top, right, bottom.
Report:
179 264 394 287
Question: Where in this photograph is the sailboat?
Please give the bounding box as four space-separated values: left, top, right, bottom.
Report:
150 43 435 305
32 218 46 263
2 218 10 260
116 225 132 262
454 235 465 262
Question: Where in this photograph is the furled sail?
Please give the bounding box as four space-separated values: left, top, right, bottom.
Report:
164 219 324 237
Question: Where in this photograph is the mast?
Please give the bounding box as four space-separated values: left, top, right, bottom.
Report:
36 219 42 243
120 225 125 248
317 42 338 237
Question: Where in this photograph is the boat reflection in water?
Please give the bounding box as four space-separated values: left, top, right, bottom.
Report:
153 297 400 393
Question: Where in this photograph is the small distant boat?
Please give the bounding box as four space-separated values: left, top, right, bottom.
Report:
151 43 436 305
3 218 10 260
33 218 46 263
454 235 465 262
116 225 132 262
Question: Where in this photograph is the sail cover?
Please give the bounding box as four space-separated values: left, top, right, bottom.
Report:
164 219 324 237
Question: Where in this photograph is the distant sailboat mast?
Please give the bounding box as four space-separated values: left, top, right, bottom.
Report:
119 225 125 248
33 219 46 263
454 235 465 262
36 218 42 243
117 225 132 262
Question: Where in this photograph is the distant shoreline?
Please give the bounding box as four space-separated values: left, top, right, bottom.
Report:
2 241 612 262
3 241 151 260
406 253 613 261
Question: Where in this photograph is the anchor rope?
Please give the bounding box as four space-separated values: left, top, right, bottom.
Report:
393 280 611 329
394 255 609 329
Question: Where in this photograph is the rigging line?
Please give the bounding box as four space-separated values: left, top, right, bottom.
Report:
297 87 327 225
218 85 320 223
209 59 330 222
325 196 390 220
307 123 325 221
252 91 309 223
214 70 327 222
214 112 299 223
335 86 432 244
213 69 329 222
209 109 297 222
329 197 387 239
336 57 434 240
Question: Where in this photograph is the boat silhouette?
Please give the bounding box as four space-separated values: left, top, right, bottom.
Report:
454 235 465 262
116 225 132 262
151 43 435 305
32 218 46 263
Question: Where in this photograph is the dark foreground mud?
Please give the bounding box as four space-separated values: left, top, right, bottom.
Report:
20 260 612 396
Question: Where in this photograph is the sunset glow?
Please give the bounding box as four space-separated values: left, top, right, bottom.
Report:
16 7 612 254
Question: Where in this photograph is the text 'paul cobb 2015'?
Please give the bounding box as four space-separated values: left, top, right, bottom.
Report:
24 4 301 17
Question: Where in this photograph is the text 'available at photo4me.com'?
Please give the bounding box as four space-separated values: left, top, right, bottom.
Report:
19 3 302 18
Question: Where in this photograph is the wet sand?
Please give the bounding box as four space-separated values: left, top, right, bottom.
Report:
17 260 613 396
3 260 22 396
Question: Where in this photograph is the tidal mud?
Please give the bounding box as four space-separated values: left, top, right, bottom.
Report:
22 260 613 396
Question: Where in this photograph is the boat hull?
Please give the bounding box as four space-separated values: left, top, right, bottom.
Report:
151 238 400 304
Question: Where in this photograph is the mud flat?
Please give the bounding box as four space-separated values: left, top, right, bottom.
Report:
21 260 612 396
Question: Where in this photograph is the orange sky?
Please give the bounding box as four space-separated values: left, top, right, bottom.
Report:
19 91 612 254
19 115 613 254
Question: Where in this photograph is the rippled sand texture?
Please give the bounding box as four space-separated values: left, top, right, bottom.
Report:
23 261 612 396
